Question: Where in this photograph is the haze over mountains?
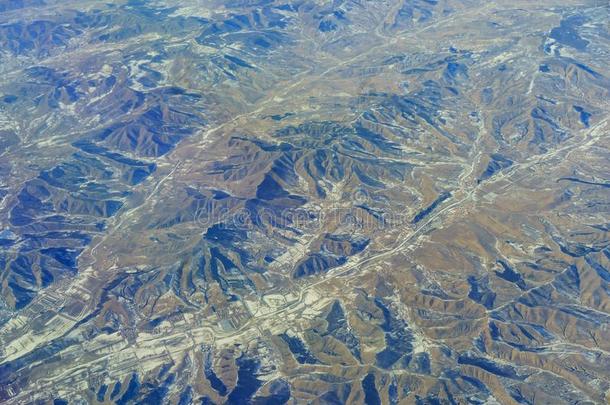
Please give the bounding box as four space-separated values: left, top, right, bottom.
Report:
0 0 609 403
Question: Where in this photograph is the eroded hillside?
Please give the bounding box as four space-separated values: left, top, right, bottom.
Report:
0 0 609 403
